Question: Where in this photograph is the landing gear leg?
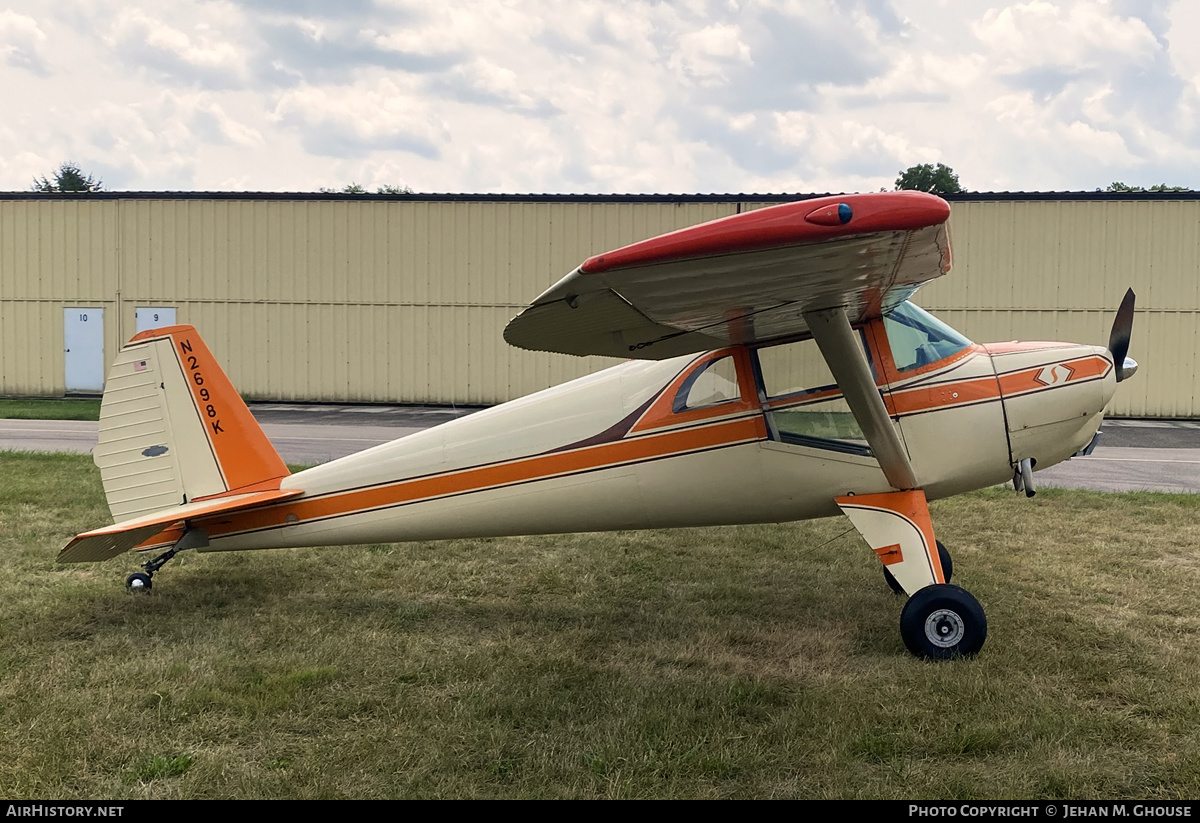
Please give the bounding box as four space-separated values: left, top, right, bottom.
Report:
1013 458 1036 497
836 489 986 659
885 540 952 594
124 527 209 592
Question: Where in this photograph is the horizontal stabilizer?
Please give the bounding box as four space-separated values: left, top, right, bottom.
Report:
58 488 303 564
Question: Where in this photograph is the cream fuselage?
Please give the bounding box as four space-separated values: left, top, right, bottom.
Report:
199 326 1117 554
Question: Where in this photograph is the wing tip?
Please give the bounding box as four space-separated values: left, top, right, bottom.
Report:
580 190 950 274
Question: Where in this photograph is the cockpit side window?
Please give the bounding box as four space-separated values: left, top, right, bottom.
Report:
883 302 971 372
753 337 870 455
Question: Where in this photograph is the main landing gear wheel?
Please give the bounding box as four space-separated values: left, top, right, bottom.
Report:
125 572 153 592
900 584 987 659
884 540 952 594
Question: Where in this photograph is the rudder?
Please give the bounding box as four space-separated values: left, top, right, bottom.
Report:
93 325 289 523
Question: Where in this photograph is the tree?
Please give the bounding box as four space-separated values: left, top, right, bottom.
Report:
895 163 963 195
31 162 103 192
319 182 414 194
1105 182 1192 193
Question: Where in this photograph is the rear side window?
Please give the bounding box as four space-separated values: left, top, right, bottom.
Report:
673 356 741 412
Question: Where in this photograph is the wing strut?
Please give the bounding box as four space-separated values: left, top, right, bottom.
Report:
803 307 918 491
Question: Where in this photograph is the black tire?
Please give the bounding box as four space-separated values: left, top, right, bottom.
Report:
884 540 952 594
900 584 986 659
884 566 905 595
936 540 952 582
126 572 153 591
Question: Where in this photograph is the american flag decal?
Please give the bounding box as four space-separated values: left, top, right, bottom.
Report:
134 360 147 372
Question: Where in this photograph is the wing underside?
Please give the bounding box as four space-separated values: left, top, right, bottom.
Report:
504 192 952 360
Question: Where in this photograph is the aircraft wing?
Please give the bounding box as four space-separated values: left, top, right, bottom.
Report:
504 191 952 359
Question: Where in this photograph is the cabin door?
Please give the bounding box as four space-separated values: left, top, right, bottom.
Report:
751 332 878 458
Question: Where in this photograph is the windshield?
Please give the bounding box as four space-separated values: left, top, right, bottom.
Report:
883 302 972 372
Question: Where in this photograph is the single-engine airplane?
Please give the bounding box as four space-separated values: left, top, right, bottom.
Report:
58 190 1137 659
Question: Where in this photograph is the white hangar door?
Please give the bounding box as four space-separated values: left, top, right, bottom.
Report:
64 307 105 394
135 307 177 334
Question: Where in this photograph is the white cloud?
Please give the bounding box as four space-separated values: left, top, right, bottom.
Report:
0 9 48 74
1081 84 1115 123
1166 0 1200 91
273 77 451 158
843 51 986 101
0 145 54 190
669 23 753 87
106 6 248 87
973 1 1159 74
1061 119 1135 163
773 111 942 180
0 0 1196 193
175 94 265 148
983 89 1138 170
439 58 557 114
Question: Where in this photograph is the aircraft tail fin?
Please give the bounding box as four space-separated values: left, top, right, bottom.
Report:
92 325 290 525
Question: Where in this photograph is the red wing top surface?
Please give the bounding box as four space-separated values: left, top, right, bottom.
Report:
504 191 953 360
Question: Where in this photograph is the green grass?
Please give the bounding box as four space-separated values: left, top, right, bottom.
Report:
0 398 101 420
4 451 1200 798
128 754 194 783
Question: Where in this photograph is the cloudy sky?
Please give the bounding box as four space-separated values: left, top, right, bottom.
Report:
1 0 1198 194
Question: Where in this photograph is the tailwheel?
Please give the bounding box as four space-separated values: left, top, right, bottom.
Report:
121 527 208 592
885 540 952 594
125 572 153 592
900 584 986 659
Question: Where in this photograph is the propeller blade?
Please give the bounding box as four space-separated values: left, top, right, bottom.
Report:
1108 288 1136 382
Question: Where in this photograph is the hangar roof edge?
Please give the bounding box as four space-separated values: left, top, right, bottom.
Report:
0 190 1197 203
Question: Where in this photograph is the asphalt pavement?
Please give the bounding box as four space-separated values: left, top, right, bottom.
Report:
2 406 1199 494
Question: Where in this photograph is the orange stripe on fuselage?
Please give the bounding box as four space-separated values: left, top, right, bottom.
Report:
767 349 991 417
995 354 1110 397
888 354 1110 416
197 415 768 540
887 375 1001 415
186 352 1106 544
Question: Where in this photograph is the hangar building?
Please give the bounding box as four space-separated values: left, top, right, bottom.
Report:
0 191 1196 418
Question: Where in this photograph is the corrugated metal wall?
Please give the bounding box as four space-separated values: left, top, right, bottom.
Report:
919 199 1200 417
1 197 736 404
0 199 120 396
0 194 1195 416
